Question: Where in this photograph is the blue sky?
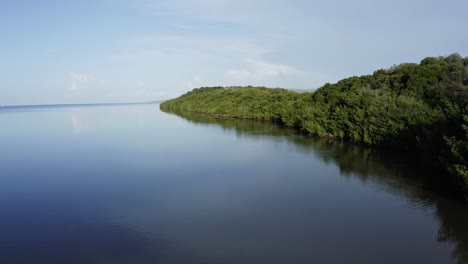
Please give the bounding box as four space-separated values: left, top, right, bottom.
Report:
1 0 468 105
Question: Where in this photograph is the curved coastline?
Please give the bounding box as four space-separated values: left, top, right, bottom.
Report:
161 54 468 200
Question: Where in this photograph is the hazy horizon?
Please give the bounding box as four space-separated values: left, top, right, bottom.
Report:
2 0 468 105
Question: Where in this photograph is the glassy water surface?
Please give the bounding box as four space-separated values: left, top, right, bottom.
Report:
0 104 467 264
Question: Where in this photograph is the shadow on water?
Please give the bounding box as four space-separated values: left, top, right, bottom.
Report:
0 194 171 264
0 188 230 264
163 109 468 264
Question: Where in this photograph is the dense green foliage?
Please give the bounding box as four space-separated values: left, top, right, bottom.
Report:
161 54 468 195
161 86 300 120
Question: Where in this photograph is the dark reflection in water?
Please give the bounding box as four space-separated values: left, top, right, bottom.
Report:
0 104 467 264
0 191 163 264
165 109 468 264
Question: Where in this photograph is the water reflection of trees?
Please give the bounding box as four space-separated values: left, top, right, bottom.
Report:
163 109 468 264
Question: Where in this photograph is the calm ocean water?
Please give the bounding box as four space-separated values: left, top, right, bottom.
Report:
0 104 467 264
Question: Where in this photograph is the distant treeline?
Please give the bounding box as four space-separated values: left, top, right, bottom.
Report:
160 54 468 197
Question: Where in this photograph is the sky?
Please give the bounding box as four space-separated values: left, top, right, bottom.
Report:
1 0 468 105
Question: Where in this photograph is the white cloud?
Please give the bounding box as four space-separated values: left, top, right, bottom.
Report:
111 32 320 92
224 59 303 84
246 59 303 77
70 72 94 91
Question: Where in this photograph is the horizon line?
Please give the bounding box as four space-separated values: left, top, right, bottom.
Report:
0 101 166 108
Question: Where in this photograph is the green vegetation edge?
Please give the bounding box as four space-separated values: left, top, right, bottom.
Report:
161 54 468 199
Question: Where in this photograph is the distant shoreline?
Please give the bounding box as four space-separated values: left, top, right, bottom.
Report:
0 102 161 109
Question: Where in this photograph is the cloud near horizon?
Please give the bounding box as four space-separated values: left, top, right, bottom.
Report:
224 59 304 85
70 73 95 91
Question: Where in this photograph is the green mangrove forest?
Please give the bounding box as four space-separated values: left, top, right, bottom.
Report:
160 54 468 199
